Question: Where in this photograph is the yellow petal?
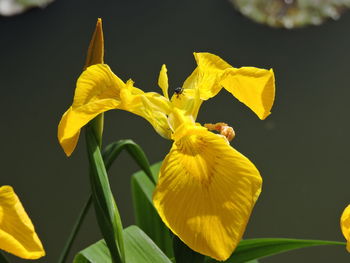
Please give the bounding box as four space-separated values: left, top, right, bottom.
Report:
84 18 104 69
0 186 45 259
192 52 275 120
153 124 262 260
192 53 229 99
221 67 275 120
72 64 124 109
341 205 350 252
138 93 172 139
119 79 172 138
167 108 196 137
158 64 169 100
58 64 173 155
121 88 172 139
170 68 201 118
58 64 123 156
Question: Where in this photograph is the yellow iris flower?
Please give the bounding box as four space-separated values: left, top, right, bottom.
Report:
57 50 274 260
58 18 275 261
0 185 45 259
341 205 350 252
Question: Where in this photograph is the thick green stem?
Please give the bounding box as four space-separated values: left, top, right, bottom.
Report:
86 126 125 263
90 113 104 148
58 136 153 262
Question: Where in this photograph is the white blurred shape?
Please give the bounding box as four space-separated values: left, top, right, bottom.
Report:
0 0 54 16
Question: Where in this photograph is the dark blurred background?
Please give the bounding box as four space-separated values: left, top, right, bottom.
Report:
1 0 350 262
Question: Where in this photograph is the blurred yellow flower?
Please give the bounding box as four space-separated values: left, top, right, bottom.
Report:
341 205 350 252
58 51 275 260
0 185 45 259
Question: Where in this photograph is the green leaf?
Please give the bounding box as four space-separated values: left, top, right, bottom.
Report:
85 126 125 263
131 161 173 258
205 238 346 263
59 139 154 263
73 226 172 263
103 139 155 183
173 235 204 263
74 240 109 263
149 161 162 183
124 225 172 263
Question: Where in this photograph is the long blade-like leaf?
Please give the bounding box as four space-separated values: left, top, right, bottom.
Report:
124 225 172 263
74 240 109 263
73 226 172 263
59 139 153 262
86 126 125 263
131 162 173 258
103 139 155 183
205 238 346 263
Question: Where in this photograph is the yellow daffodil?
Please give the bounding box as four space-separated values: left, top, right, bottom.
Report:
341 205 350 252
0 185 45 259
58 50 275 260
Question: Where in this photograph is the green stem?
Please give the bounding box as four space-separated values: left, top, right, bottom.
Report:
57 196 92 263
86 126 125 263
58 137 153 262
90 113 104 148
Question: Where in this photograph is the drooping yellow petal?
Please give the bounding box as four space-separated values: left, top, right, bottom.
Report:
139 93 172 139
176 52 275 120
119 79 172 138
158 64 169 100
58 64 173 156
195 52 275 120
58 64 123 156
119 87 172 140
0 186 45 259
221 67 275 120
153 124 262 261
340 205 350 252
84 18 104 69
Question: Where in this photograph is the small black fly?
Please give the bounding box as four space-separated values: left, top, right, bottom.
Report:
174 87 183 98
